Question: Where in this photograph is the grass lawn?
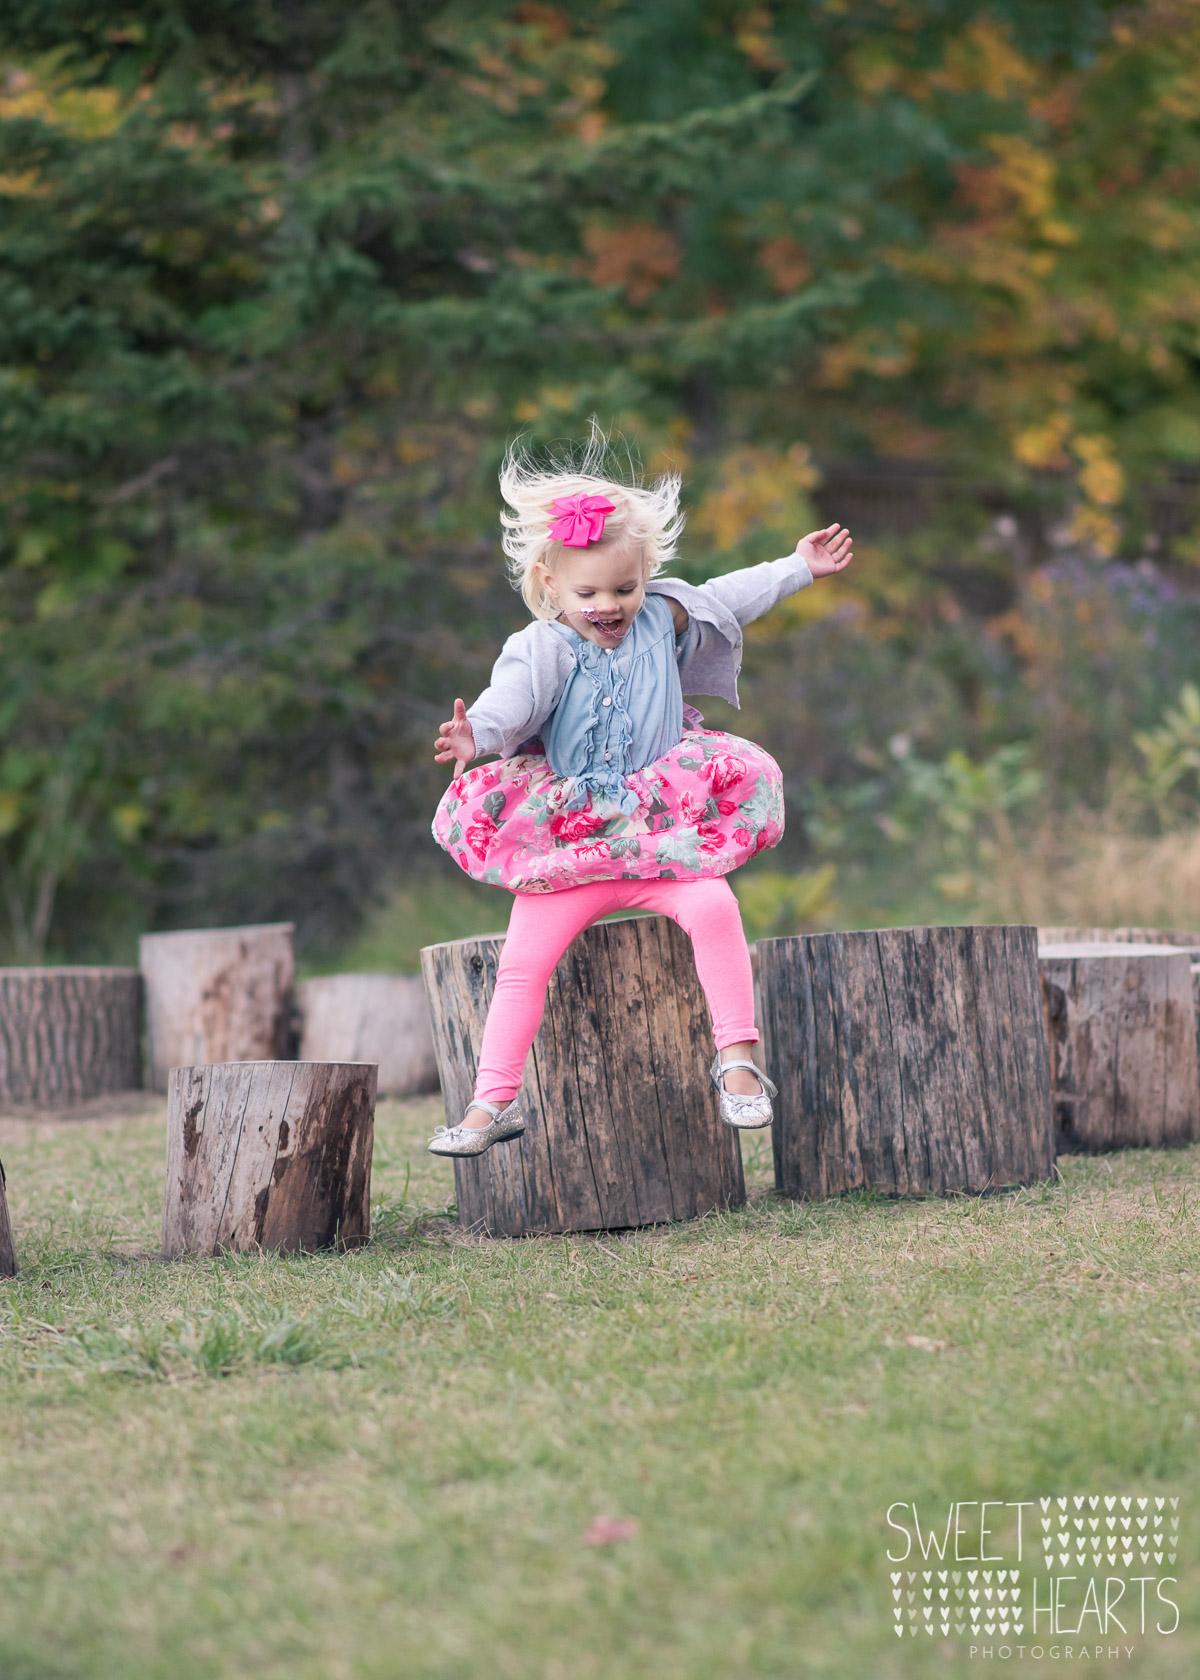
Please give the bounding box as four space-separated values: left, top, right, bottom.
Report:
0 1096 1196 1680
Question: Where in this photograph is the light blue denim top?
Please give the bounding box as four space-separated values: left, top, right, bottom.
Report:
544 593 691 815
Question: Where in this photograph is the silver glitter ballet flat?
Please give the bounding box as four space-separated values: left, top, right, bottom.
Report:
427 1099 525 1157
710 1055 777 1129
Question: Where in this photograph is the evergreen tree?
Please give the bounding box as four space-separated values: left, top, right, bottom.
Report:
1 0 1193 957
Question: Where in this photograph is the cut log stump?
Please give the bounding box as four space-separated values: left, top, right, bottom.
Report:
0 1158 15 1277
1039 926 1200 953
140 923 295 1093
1037 942 1200 1152
421 916 745 1237
298 974 438 1096
162 1060 375 1257
757 924 1055 1200
0 968 142 1108
1038 931 1200 1119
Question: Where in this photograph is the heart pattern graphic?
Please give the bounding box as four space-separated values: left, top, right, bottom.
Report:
888 1496 1179 1639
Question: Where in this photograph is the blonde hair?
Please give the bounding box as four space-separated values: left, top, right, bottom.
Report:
499 424 684 619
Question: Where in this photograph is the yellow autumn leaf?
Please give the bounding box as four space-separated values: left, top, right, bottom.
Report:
692 445 819 553
110 803 148 843
0 169 47 197
0 63 125 137
1078 456 1125 507
1012 414 1071 470
987 134 1056 221
930 19 1039 101
1067 504 1121 558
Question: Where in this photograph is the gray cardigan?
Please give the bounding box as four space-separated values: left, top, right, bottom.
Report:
467 552 813 758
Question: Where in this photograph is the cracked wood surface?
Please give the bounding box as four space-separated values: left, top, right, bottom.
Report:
758 925 1055 1199
1038 942 1200 1153
162 1059 375 1256
421 916 744 1237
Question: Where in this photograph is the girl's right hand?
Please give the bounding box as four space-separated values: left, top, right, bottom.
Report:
435 698 477 775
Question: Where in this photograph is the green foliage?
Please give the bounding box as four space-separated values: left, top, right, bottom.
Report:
898 741 1044 840
304 874 512 976
891 743 1044 903
1134 682 1200 829
733 862 837 940
24 1303 350 1379
1 2 1199 956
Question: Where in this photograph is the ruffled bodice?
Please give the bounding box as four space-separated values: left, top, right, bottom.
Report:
543 594 684 815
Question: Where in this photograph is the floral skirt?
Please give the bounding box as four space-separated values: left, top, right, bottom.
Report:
432 728 784 893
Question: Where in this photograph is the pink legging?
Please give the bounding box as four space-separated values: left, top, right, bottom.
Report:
472 876 757 1106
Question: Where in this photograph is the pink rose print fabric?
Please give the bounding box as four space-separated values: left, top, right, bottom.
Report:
432 728 784 893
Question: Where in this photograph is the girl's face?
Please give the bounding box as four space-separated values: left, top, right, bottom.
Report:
537 541 646 647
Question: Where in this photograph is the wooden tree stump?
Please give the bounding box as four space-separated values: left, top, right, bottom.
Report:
162 1060 375 1257
0 1158 16 1277
748 942 766 1043
1039 926 1200 951
1037 942 1200 1152
298 974 438 1096
140 923 295 1093
1037 931 1200 1114
757 925 1055 1200
421 916 745 1237
0 968 142 1108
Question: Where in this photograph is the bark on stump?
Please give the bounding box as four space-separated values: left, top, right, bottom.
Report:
298 974 438 1097
421 916 745 1237
1037 942 1200 1152
757 924 1055 1200
163 1060 375 1257
0 968 142 1108
140 923 295 1093
0 1159 15 1277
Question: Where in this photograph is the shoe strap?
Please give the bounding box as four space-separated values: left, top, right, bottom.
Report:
465 1100 501 1122
714 1058 778 1097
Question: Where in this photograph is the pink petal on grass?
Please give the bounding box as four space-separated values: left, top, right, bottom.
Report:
582 1515 639 1547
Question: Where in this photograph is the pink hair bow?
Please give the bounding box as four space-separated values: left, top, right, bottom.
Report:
548 493 616 547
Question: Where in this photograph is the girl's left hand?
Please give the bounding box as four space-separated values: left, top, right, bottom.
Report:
796 523 853 578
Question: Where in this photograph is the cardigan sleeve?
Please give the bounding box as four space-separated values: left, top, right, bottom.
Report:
695 553 814 626
466 630 565 758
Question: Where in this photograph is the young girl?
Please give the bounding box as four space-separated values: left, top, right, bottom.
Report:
428 437 852 1155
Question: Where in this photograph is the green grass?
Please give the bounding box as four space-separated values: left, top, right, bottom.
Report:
0 1100 1197 1679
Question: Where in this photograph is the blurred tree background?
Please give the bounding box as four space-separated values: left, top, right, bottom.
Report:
2 0 1200 967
